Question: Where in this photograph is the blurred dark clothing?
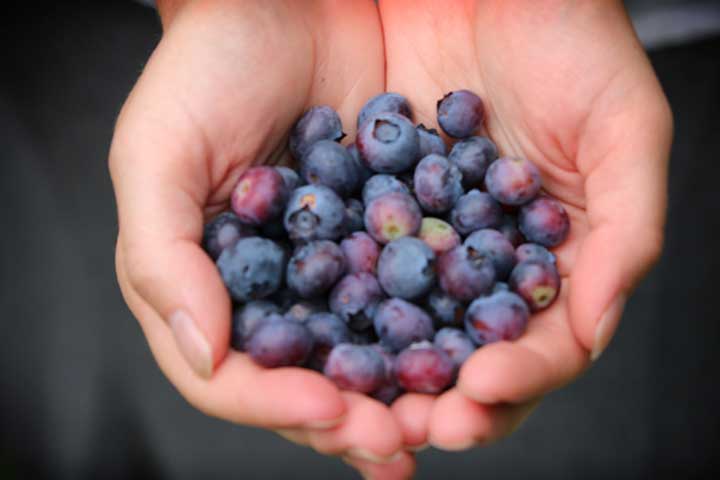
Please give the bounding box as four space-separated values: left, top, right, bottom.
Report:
1 2 719 479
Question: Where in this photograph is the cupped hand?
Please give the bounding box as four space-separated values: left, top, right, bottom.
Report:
109 1 414 477
379 0 672 450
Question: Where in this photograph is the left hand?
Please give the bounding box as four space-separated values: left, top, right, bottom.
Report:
378 0 672 451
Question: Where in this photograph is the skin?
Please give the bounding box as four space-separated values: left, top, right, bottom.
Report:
110 1 671 478
380 0 672 455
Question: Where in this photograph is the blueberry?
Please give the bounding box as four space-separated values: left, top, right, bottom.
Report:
301 139 359 197
340 232 380 274
217 237 285 302
377 237 436 300
425 289 465 329
434 327 476 370
465 291 530 345
284 185 346 243
464 229 516 280
437 90 484 139
275 166 302 191
515 243 556 265
394 342 455 393
498 214 525 247
437 244 496 302
329 272 385 332
305 313 353 371
289 105 345 160
416 124 447 158
362 174 410 206
485 157 542 206
357 112 420 173
284 299 327 323
231 167 289 226
324 344 386 393
364 192 422 244
287 240 345 298
357 92 413 129
450 189 503 235
448 136 498 188
202 212 256 260
418 217 461 256
246 317 314 368
231 302 282 350
509 260 561 311
518 196 570 247
373 298 434 352
344 198 365 234
413 154 464 214
347 142 373 188
369 344 402 405
493 281 510 293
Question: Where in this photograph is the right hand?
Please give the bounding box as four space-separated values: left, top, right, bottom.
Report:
109 2 414 477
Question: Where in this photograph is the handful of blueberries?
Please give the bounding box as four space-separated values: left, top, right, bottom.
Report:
203 90 569 403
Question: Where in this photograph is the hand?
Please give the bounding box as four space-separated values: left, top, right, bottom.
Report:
109 1 414 477
379 0 672 450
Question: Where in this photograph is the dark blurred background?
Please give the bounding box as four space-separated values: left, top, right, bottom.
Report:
1 1 719 478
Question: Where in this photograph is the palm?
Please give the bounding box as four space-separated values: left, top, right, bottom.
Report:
379 0 670 448
112 1 418 475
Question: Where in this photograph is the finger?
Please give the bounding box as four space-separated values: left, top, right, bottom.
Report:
390 394 434 450
306 393 405 462
458 282 590 404
428 389 540 451
116 253 347 429
571 76 673 360
343 451 416 480
275 428 311 446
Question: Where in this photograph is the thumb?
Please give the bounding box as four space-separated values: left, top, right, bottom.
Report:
570 82 672 361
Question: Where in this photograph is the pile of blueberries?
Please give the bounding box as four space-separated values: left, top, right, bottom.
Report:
203 90 569 403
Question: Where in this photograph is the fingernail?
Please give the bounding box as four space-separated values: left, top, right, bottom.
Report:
346 448 402 464
591 295 627 362
407 442 429 452
169 310 213 379
304 416 345 430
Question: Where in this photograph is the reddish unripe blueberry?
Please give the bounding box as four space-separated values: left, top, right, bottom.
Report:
246 317 314 368
364 192 422 244
202 212 256 260
357 112 420 174
509 260 561 311
419 218 461 256
413 154 464 214
340 232 380 274
485 157 542 206
450 189 503 235
518 196 570 247
289 105 345 160
286 240 345 298
324 344 386 393
464 229 517 280
394 342 455 394
437 245 496 302
437 90 485 139
448 136 498 188
374 298 435 352
464 291 530 345
231 167 289 226
329 272 385 332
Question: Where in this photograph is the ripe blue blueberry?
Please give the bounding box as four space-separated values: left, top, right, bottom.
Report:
434 327 476 371
373 298 434 352
450 189 503 235
416 124 447 158
284 185 346 243
377 237 436 300
246 317 314 368
324 343 386 393
413 154 464 214
357 92 413 129
448 136 498 188
464 228 517 280
231 302 282 351
437 90 484 139
217 236 285 302
329 272 385 332
305 312 353 371
289 105 344 160
437 244 496 302
202 212 256 260
286 240 345 298
301 139 359 198
357 112 420 173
